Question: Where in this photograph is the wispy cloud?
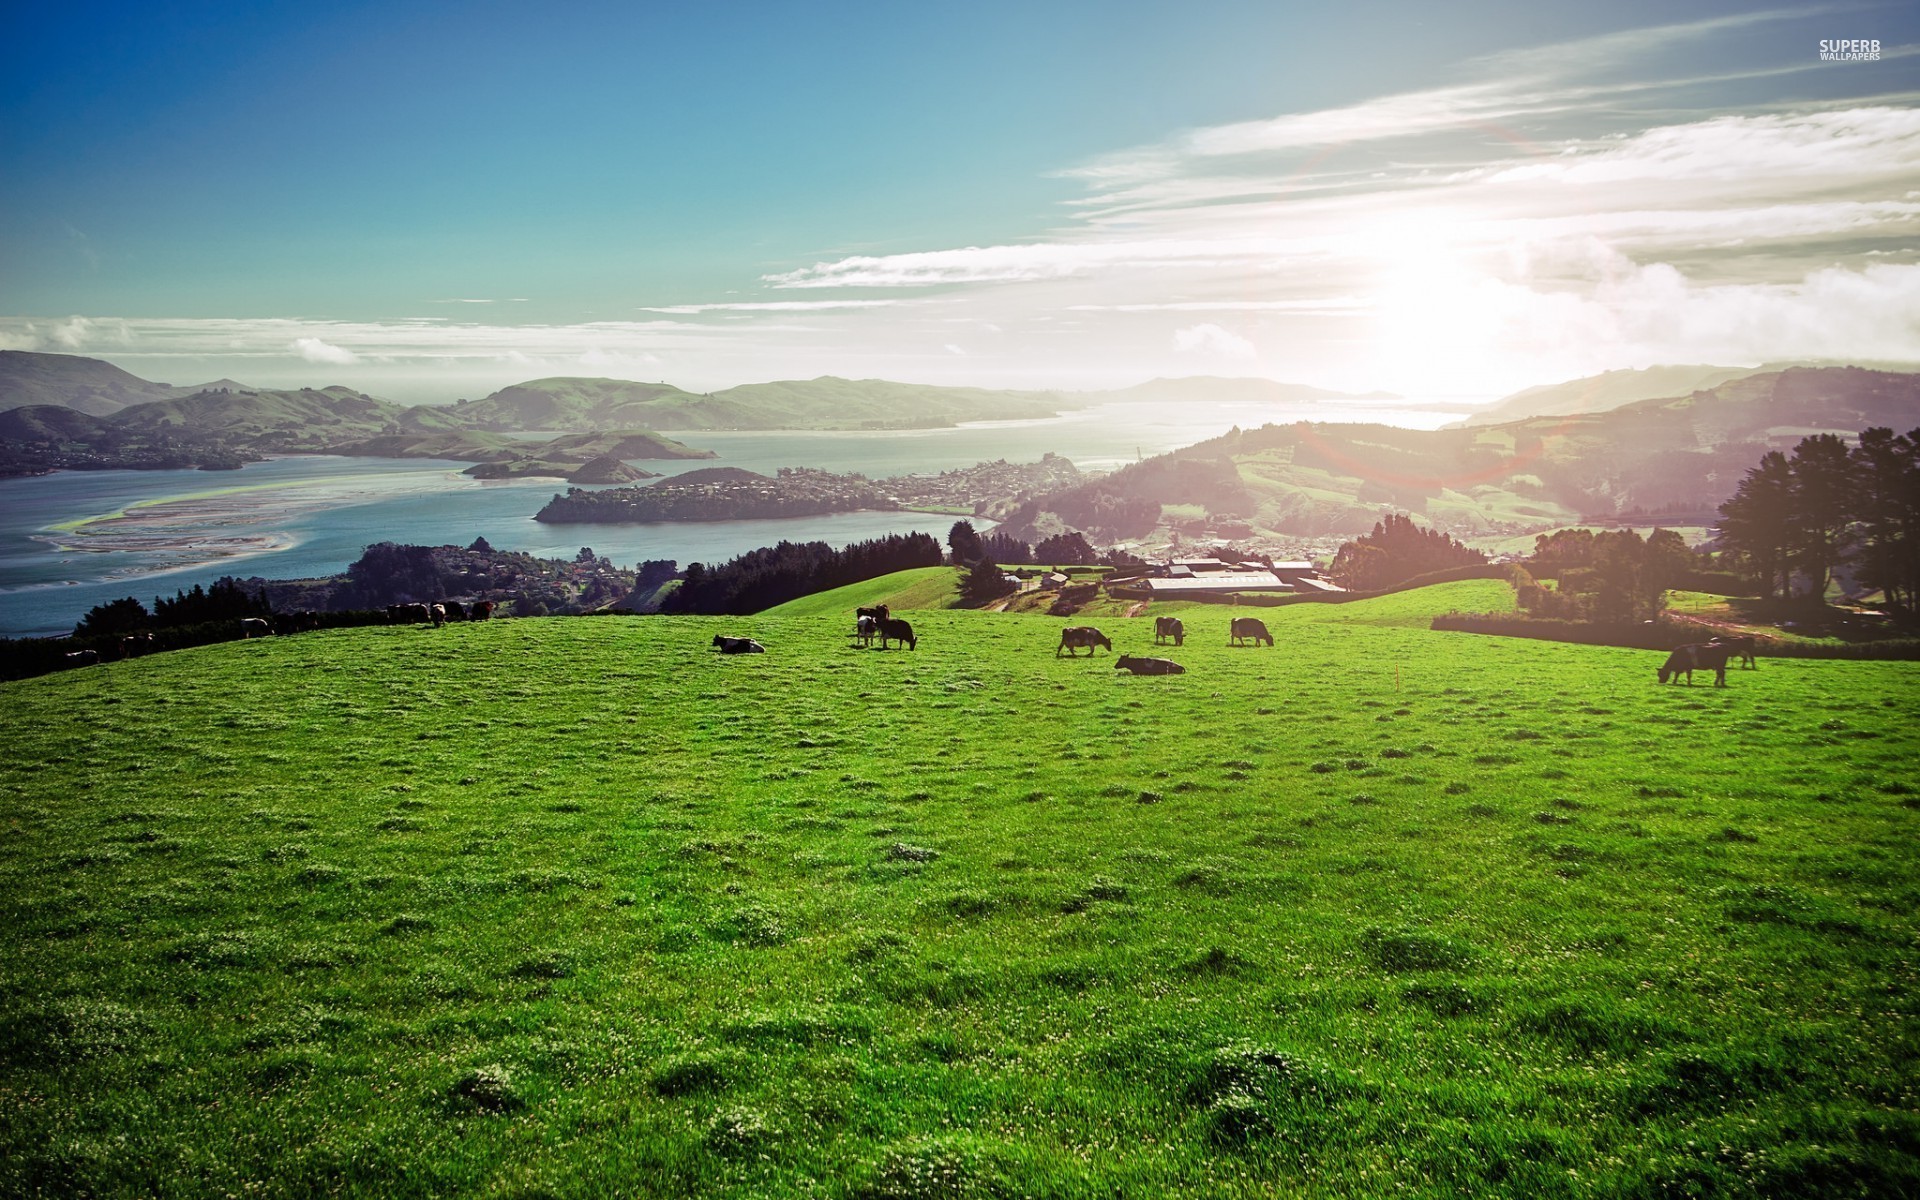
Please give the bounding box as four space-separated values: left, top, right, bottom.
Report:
637 300 900 313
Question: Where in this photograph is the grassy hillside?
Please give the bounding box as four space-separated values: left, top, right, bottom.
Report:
0 350 182 416
760 566 963 616
3 585 1916 1198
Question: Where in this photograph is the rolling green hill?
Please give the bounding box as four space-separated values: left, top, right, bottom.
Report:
0 350 187 415
759 566 964 616
3 585 1915 1197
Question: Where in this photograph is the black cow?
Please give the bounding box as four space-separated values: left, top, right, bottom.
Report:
1154 616 1184 646
470 600 494 621
1229 617 1273 647
1057 626 1112 656
239 618 271 639
1116 655 1184 675
1658 642 1731 686
712 635 766 654
1709 634 1757 668
878 617 916 650
388 603 431 625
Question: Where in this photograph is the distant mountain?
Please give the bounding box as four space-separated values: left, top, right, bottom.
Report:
111 385 411 443
0 351 183 416
1094 377 1400 406
1455 365 1765 427
447 375 1069 431
994 366 1920 542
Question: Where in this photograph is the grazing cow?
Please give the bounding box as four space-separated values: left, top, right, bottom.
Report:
711 635 766 654
1116 655 1184 675
855 614 878 646
239 617 271 639
64 649 99 668
1229 617 1273 647
387 603 431 625
441 601 466 622
1154 616 1184 646
1657 642 1731 686
120 632 155 658
429 603 446 628
1709 634 1757 668
856 604 890 625
1057 626 1113 656
470 600 494 621
878 617 916 650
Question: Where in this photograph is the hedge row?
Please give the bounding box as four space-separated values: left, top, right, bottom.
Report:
1430 612 1920 660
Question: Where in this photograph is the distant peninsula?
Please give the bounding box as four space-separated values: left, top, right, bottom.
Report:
536 454 1084 524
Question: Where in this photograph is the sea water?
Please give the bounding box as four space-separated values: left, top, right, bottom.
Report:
0 398 1462 637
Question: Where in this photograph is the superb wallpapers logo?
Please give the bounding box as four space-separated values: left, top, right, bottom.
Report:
1819 39 1882 61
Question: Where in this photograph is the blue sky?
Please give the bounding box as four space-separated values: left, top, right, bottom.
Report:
3 1 1916 401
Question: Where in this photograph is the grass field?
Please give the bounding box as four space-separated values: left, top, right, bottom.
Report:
3 580 1917 1198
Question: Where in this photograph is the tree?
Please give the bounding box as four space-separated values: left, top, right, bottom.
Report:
1852 427 1920 610
1787 433 1854 599
469 536 495 553
947 520 983 565
1330 513 1485 590
75 597 150 638
960 557 1015 604
1716 451 1795 600
1033 531 1098 565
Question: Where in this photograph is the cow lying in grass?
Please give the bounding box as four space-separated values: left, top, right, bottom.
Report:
712 635 766 654
1658 642 1730 686
1116 655 1184 675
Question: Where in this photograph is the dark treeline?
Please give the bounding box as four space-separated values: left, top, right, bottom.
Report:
661 533 943 615
1717 428 1920 608
1328 513 1486 591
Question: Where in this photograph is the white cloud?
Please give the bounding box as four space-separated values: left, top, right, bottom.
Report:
1173 323 1257 360
639 300 900 313
290 337 359 365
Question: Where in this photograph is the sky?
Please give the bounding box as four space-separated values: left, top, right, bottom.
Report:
2 0 1916 403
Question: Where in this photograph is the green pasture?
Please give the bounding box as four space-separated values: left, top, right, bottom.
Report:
3 580 1917 1198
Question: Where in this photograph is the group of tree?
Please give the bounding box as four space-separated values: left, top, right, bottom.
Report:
1327 513 1486 591
1717 429 1919 608
1518 527 1693 623
945 521 1032 568
74 579 274 638
661 533 942 615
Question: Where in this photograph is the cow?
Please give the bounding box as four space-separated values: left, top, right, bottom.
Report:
120 632 155 658
63 649 99 668
878 617 916 650
856 604 890 625
470 600 494 621
429 603 447 628
711 635 766 654
1229 617 1273 647
441 601 466 622
1116 655 1184 675
1057 626 1113 656
1658 642 1731 686
1154 616 1184 646
1709 634 1757 668
388 603 431 625
854 614 878 646
239 618 271 639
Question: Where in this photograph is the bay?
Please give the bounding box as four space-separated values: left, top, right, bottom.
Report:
0 397 1460 637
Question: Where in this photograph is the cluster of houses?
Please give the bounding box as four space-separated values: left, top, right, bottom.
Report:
1109 556 1344 600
